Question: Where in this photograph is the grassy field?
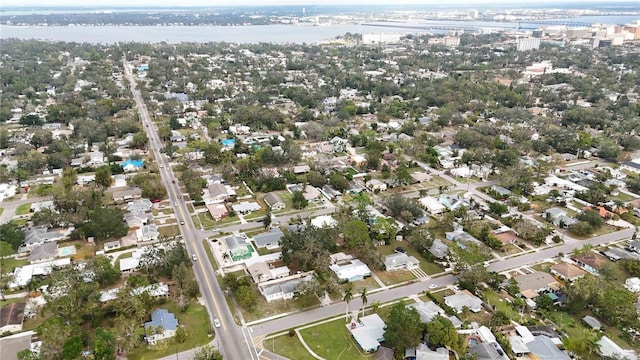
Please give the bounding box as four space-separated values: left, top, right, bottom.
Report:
0 296 26 307
374 270 416 286
268 335 317 360
158 225 180 238
299 319 375 360
0 208 4 216
202 239 219 271
0 257 28 273
127 302 212 360
11 218 28 226
15 203 31 215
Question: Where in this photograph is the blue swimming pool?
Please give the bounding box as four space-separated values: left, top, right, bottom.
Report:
59 247 74 256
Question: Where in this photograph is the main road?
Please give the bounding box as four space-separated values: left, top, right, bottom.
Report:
123 58 259 360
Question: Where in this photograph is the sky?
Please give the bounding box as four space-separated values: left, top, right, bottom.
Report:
3 0 639 7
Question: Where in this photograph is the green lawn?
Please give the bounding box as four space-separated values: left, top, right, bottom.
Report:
374 270 416 286
0 208 4 216
0 296 26 307
0 257 28 273
268 335 317 360
158 225 180 238
202 239 219 271
127 302 211 360
299 319 374 360
15 203 31 215
481 290 527 323
11 218 28 226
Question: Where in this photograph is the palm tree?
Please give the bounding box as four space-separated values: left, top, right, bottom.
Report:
343 284 353 322
359 288 368 319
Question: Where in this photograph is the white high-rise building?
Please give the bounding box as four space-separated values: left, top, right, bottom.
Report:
517 37 541 51
468 10 479 19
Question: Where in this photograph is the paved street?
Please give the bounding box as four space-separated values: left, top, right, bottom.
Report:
123 58 259 360
248 226 634 338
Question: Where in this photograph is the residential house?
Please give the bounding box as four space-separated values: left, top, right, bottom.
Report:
27 243 57 264
492 227 520 245
469 343 501 360
445 229 483 249
263 192 285 211
28 200 55 213
439 194 468 211
429 239 449 259
253 228 284 250
0 302 26 334
225 235 252 261
367 179 387 192
330 259 372 282
126 199 153 214
571 253 607 275
444 291 483 313
560 153 578 162
258 273 313 302
136 224 159 242
376 347 394 360
410 171 431 183
23 226 73 249
207 184 232 203
87 151 105 166
406 345 448 360
292 165 310 174
544 207 578 228
350 314 386 352
247 261 290 283
408 301 445 323
384 253 419 271
231 201 261 214
321 185 342 201
597 336 638 360
513 272 561 299
103 240 121 252
550 262 587 282
419 196 446 215
303 186 322 202
206 203 229 220
144 309 178 345
112 188 142 203
125 212 154 228
490 185 512 199
526 336 570 360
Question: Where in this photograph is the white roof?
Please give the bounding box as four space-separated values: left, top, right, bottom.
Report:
419 196 445 211
330 260 371 282
351 314 385 351
119 257 139 272
597 336 637 360
311 215 337 228
10 258 71 288
515 325 536 343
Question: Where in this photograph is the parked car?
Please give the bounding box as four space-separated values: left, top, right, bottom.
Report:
214 318 221 328
394 247 406 254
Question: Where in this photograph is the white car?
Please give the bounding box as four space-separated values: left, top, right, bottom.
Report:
214 318 221 328
428 284 437 289
192 254 198 261
159 164 164 168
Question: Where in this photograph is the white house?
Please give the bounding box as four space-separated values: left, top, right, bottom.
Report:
258 273 314 302
384 253 420 271
419 196 446 215
330 259 371 282
444 291 483 313
136 224 159 242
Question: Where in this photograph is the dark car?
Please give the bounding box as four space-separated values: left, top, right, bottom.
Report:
394 247 406 254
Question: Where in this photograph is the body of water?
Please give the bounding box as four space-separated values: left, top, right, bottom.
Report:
0 15 638 44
